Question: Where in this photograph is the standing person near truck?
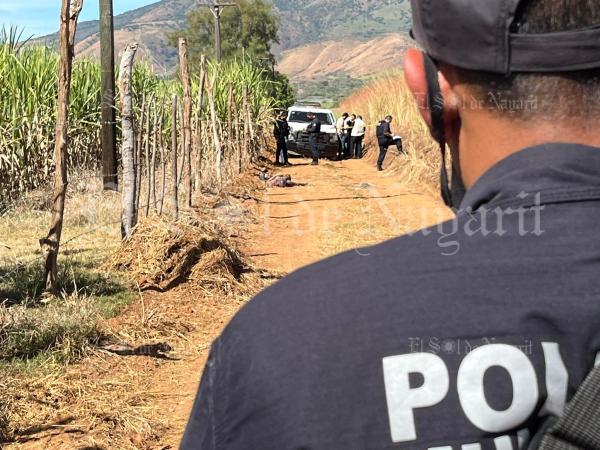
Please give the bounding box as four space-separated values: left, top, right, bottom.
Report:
306 111 321 166
376 115 402 171
336 112 349 159
351 115 366 159
343 114 355 159
273 112 290 166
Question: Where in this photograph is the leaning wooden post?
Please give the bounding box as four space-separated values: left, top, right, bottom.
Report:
118 42 139 239
179 38 193 207
207 74 222 186
39 0 83 293
171 95 179 221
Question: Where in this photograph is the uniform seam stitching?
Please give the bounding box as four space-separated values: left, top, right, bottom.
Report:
466 187 600 211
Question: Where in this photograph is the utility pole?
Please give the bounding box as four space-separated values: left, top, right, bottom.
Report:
199 2 235 61
100 0 118 190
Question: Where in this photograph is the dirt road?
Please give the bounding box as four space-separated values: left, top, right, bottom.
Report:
8 157 449 449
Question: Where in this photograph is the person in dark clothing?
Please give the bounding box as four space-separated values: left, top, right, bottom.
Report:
306 112 321 165
343 114 355 159
273 112 290 166
376 115 403 171
181 0 600 448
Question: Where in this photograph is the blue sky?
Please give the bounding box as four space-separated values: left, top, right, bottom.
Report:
0 0 158 37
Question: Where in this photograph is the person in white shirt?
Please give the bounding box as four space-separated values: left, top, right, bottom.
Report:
350 115 366 159
336 113 349 160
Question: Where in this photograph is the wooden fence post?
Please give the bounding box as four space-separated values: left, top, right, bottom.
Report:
39 0 83 292
144 95 153 217
171 95 179 221
135 93 145 222
118 43 139 239
150 99 159 213
194 55 207 188
159 100 166 216
233 94 241 174
207 75 222 186
179 38 193 207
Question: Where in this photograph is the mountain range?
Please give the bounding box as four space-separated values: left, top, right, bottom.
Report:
38 0 413 79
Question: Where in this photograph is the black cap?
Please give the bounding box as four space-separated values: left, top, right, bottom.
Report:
410 0 600 75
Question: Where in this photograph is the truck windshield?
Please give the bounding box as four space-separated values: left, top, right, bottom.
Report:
288 111 333 126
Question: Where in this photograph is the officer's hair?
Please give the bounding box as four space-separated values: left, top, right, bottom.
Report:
455 0 600 119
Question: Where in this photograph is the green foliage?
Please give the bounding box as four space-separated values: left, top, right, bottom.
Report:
0 298 102 363
0 255 135 363
170 0 279 64
0 25 286 204
198 57 281 122
295 75 367 108
0 32 103 200
0 256 128 306
271 72 296 109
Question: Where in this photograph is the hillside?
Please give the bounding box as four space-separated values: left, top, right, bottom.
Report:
37 0 412 75
278 33 410 80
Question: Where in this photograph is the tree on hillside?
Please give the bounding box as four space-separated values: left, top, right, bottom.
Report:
271 72 295 108
170 0 280 65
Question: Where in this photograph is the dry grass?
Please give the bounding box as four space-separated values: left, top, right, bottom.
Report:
340 71 440 191
0 154 280 446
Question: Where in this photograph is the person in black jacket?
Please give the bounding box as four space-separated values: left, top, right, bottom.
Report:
376 115 403 171
273 112 291 166
306 112 321 165
344 114 356 159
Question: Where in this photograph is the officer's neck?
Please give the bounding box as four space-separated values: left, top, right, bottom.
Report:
455 112 600 189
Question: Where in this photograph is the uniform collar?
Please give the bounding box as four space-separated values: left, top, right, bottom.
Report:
460 143 600 211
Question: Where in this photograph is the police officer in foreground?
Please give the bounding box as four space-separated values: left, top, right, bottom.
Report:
306 111 321 165
181 0 600 448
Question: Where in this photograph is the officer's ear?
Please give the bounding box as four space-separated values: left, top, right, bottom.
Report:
404 49 459 132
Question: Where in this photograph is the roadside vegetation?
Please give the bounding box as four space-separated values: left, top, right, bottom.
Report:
340 71 439 189
0 26 285 207
0 3 288 439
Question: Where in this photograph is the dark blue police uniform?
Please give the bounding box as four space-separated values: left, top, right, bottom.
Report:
181 143 600 449
307 116 321 163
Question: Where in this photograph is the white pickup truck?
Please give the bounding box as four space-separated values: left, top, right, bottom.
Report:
286 104 339 159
